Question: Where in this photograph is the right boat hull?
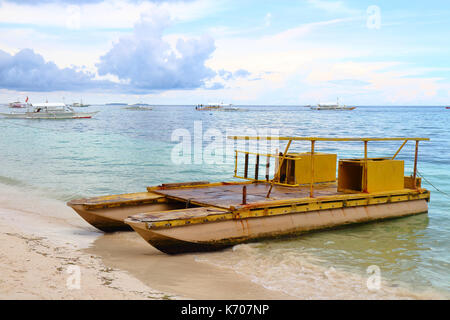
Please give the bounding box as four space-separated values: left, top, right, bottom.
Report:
126 199 428 254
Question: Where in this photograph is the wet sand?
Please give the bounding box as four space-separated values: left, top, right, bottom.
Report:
0 185 175 299
0 219 171 299
87 232 294 299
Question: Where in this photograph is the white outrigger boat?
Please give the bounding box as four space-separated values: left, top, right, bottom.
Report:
310 98 356 110
71 100 90 108
195 102 235 111
0 103 98 119
8 101 31 108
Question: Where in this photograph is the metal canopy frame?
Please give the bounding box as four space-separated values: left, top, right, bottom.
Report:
228 136 430 198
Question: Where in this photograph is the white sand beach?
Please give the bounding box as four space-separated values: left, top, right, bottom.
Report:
0 184 179 300
0 184 292 300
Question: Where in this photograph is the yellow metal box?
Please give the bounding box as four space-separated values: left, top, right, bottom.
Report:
279 153 337 185
338 158 404 193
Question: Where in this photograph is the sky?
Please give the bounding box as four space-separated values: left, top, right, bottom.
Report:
0 0 449 105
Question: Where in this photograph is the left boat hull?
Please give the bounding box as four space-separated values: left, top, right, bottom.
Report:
125 199 428 254
68 201 189 232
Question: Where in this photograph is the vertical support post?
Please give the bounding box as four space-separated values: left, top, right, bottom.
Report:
274 148 279 179
266 140 292 198
255 154 260 180
413 140 419 189
244 153 249 178
234 150 238 177
363 140 368 193
242 186 247 205
265 156 270 181
309 140 315 198
364 140 368 160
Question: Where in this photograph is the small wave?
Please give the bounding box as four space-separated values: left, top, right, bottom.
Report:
0 175 27 187
195 242 447 300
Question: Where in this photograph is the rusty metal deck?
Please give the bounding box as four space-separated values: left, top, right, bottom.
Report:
67 191 166 209
151 182 343 209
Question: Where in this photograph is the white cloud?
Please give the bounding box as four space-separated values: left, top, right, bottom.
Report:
96 10 217 91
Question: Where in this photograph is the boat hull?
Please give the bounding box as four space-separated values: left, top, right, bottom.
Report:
0 112 98 119
67 193 188 232
311 107 356 110
125 199 428 254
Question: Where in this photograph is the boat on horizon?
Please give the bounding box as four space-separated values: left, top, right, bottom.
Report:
67 136 430 254
9 97 31 108
311 98 356 110
195 102 234 111
446 107 450 109
70 99 90 108
106 102 128 106
123 105 153 111
0 103 98 119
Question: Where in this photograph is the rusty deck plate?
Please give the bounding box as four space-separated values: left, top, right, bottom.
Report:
151 182 343 209
129 206 229 223
67 192 165 207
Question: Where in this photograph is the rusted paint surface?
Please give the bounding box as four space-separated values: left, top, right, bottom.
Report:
125 200 428 254
67 192 165 209
228 136 430 142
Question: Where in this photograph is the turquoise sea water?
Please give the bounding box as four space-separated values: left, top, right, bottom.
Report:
0 104 449 298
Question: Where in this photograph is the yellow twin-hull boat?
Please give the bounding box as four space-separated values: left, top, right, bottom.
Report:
67 136 430 254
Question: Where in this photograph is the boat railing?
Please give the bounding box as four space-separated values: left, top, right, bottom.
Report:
233 150 304 186
229 136 430 198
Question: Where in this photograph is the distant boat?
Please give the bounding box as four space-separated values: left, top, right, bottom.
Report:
123 106 153 111
0 103 98 119
71 99 90 108
446 107 450 109
196 102 234 111
9 101 28 108
310 98 356 110
9 97 31 108
131 103 152 107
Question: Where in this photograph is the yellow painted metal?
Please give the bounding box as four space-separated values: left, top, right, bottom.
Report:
310 140 315 198
413 140 419 188
140 136 430 229
146 188 430 229
266 139 292 198
392 140 408 160
233 150 304 184
338 159 404 193
286 152 338 185
234 151 336 187
405 176 421 189
147 180 253 192
68 192 168 210
366 160 404 192
228 136 430 142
